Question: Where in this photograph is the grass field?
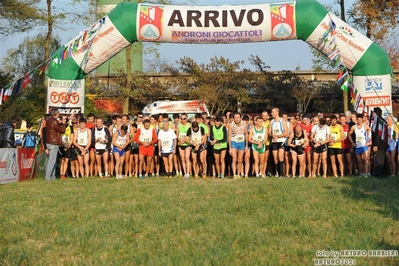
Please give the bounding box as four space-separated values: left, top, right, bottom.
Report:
1 176 399 265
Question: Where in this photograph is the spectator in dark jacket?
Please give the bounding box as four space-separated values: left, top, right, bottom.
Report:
372 107 389 178
0 116 17 148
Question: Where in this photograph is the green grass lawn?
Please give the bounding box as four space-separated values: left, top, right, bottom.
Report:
1 176 398 265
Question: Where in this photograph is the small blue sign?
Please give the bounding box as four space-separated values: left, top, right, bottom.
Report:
365 78 382 92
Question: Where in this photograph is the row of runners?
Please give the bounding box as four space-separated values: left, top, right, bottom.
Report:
42 107 395 179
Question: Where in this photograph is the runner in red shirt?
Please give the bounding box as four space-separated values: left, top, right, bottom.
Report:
86 113 96 176
340 114 353 176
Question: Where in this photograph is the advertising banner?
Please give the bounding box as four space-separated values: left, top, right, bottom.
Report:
137 2 296 44
18 148 36 181
64 16 131 74
14 129 25 146
35 152 46 179
305 12 373 70
47 78 85 114
353 75 392 117
0 148 19 184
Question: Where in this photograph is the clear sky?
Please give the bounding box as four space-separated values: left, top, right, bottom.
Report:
0 0 358 72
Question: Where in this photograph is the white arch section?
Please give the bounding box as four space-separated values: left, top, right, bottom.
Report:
48 0 392 115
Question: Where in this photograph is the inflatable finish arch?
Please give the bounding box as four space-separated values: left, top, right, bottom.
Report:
48 0 392 115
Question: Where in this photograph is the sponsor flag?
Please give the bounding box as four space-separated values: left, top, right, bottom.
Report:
372 112 378 132
14 78 22 94
378 118 383 137
63 47 68 60
350 85 355 101
3 82 14 101
382 123 387 141
39 65 46 75
388 127 392 142
354 94 362 110
22 71 33 89
363 104 369 116
340 76 351 92
332 56 342 71
336 70 348 84
369 109 373 127
328 48 340 61
328 37 336 48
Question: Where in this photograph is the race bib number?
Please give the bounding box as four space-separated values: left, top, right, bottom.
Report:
294 139 304 146
273 129 280 134
236 135 245 143
62 136 70 145
143 138 150 142
78 139 85 145
356 136 364 143
344 132 348 138
317 138 324 142
331 134 336 141
162 140 170 147
256 135 264 142
193 137 201 143
179 133 186 139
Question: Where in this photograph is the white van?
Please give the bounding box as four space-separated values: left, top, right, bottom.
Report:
142 100 209 119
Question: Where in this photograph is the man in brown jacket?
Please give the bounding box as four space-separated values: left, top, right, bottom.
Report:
45 109 66 181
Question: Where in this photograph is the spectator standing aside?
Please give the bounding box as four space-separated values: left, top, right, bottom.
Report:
0 116 17 148
45 109 66 181
371 108 388 178
22 122 38 148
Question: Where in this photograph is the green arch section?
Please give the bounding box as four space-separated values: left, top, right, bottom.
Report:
296 0 328 41
48 0 392 115
108 2 139 43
